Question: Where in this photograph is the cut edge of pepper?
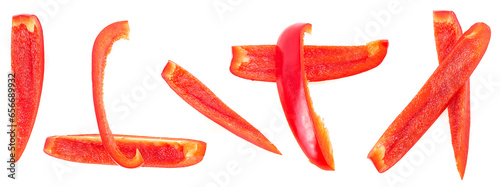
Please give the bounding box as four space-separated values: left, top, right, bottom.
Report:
230 46 250 77
367 21 490 174
433 10 468 180
162 60 177 79
311 113 335 170
230 39 389 83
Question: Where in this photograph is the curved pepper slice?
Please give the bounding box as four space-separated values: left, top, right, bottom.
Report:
161 61 280 155
368 22 490 173
92 21 143 168
44 134 206 168
231 40 388 82
433 10 469 179
275 23 334 170
11 14 44 162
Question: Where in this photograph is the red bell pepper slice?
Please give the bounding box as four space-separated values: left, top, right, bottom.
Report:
433 10 469 179
231 40 388 82
43 134 206 168
276 23 334 170
92 21 144 168
11 14 44 162
161 61 280 155
368 22 490 173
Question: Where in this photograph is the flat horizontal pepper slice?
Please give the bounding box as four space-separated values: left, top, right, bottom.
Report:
230 40 388 82
92 20 143 168
433 10 469 179
11 14 44 162
43 134 206 168
368 22 490 173
162 61 280 155
276 23 334 170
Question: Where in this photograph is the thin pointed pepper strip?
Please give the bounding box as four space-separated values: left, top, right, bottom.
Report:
276 23 334 170
44 134 206 168
433 10 469 179
92 21 144 168
11 14 44 162
161 61 280 155
368 22 490 173
231 40 388 82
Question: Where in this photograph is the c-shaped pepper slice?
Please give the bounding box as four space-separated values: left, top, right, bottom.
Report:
92 21 143 168
276 23 334 170
433 10 469 179
368 22 490 173
231 40 388 82
11 14 44 162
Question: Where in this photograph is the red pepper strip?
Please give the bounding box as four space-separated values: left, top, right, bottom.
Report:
44 134 206 168
161 61 281 155
276 23 334 170
92 21 144 168
11 14 44 162
230 40 388 82
368 22 490 173
433 11 469 179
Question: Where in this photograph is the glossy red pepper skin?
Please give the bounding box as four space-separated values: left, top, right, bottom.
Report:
368 23 490 173
276 23 334 170
11 14 44 162
433 10 469 179
231 40 388 82
92 21 144 168
161 61 280 155
44 134 206 168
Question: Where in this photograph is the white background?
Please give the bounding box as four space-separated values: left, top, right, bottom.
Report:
2 0 500 186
